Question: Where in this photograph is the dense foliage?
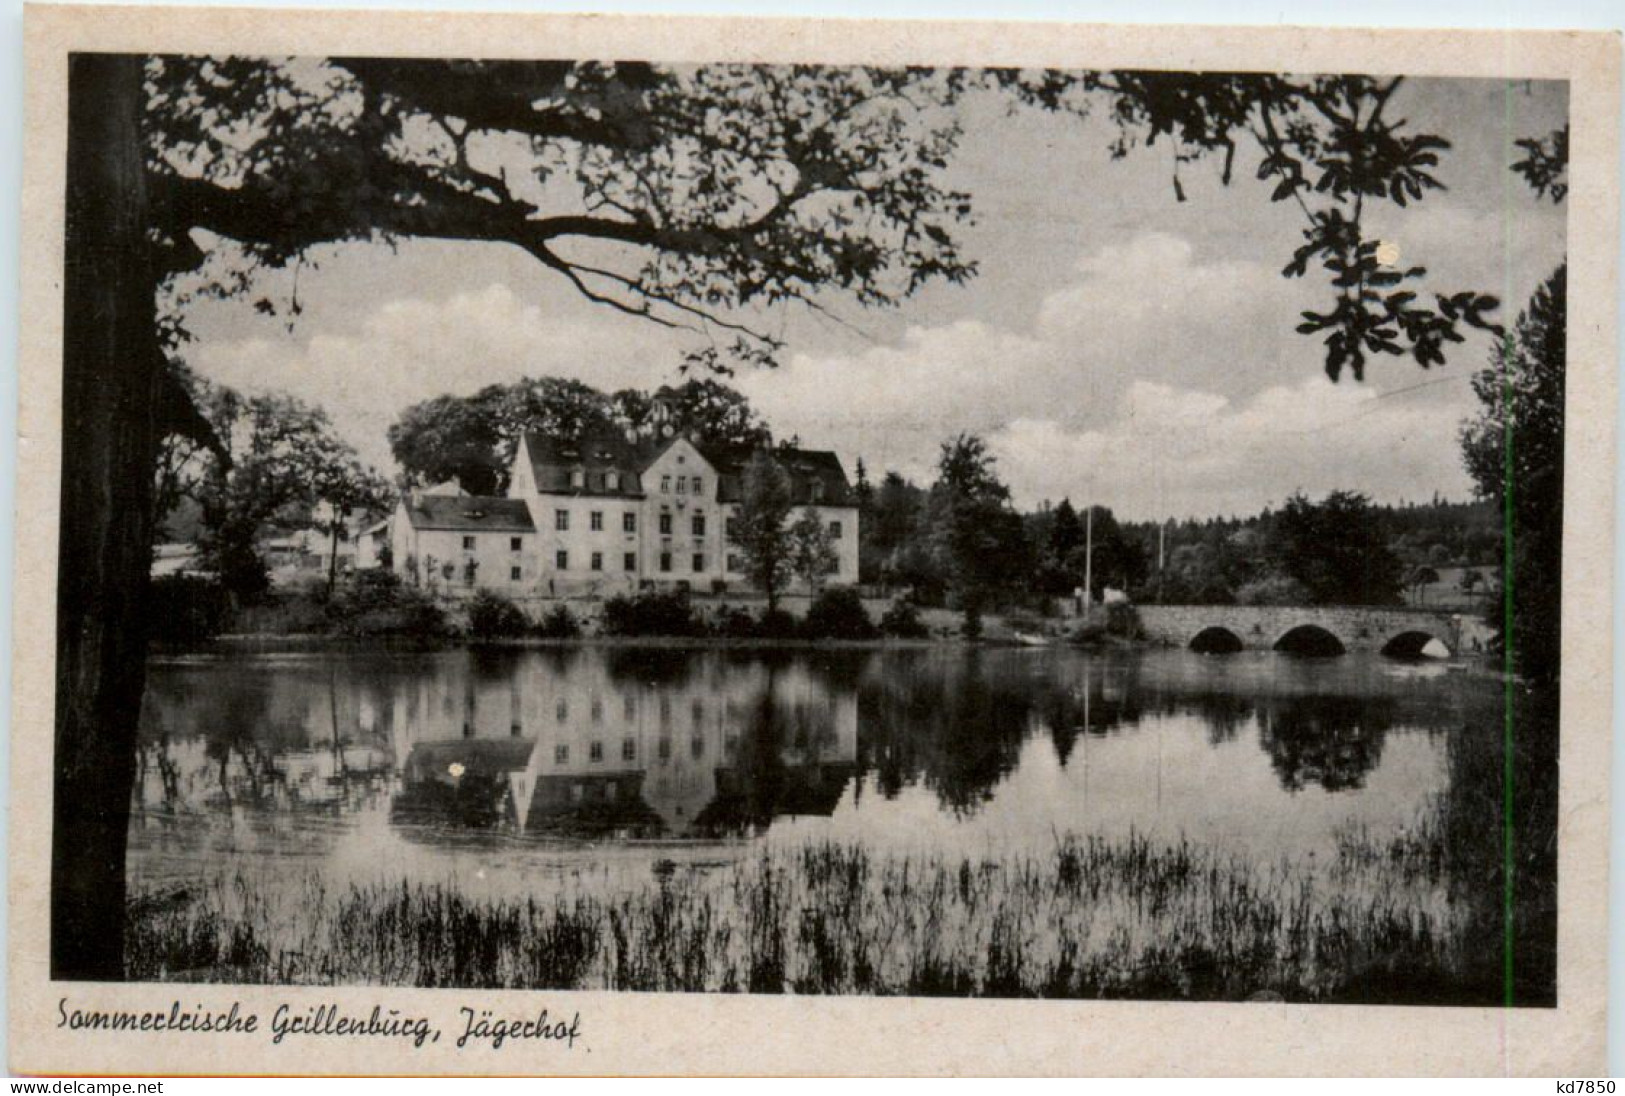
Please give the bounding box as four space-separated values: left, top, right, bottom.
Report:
730 452 797 612
1459 265 1565 683
800 587 879 640
466 589 531 639
389 377 773 495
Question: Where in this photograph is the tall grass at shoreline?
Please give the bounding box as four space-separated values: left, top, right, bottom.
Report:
128 824 1486 1004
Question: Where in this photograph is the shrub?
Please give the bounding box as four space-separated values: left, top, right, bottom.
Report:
467 589 529 639
1104 601 1141 638
147 575 233 643
709 605 762 639
232 593 331 636
878 597 929 639
601 588 705 637
327 570 448 638
754 608 800 640
800 587 877 640
535 604 582 639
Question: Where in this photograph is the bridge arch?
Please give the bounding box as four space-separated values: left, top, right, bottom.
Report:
1380 630 1452 659
1273 624 1346 657
1189 626 1245 654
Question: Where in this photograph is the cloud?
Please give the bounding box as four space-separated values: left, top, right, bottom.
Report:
189 228 1499 519
192 283 678 471
987 375 1475 520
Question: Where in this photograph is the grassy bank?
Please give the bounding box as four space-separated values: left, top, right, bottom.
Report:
128 824 1496 1003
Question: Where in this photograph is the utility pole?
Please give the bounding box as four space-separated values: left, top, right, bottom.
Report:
1084 503 1093 621
1157 518 1166 604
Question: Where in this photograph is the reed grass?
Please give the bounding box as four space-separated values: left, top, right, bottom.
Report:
127 822 1487 1003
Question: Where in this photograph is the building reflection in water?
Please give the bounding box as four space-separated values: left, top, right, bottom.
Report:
392 652 858 839
135 647 1442 858
135 649 859 842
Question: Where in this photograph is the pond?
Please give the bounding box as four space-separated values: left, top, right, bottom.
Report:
131 644 1486 902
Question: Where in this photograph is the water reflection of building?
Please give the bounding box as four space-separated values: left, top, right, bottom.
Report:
390 654 858 839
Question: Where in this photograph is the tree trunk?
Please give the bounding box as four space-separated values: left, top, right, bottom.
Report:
53 54 162 981
328 523 340 595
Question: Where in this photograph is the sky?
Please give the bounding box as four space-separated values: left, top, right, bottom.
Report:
177 73 1568 522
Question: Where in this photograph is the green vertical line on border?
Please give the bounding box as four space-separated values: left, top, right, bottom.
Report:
1500 78 1517 1010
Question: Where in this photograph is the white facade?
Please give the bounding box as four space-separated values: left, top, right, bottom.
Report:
389 493 539 598
389 434 860 599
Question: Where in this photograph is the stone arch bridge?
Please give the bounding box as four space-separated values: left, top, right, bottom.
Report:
1136 603 1489 657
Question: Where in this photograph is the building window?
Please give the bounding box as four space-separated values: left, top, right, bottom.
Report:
510 566 522 581
727 553 741 573
726 517 739 538
622 738 636 761
676 476 687 494
624 695 636 721
570 469 585 488
555 510 570 531
623 512 636 533
556 698 569 721
812 481 826 502
692 553 705 573
658 737 671 761
829 521 843 540
556 550 569 570
606 471 619 490
555 744 569 765
660 552 672 573
510 536 523 551
462 535 476 550
589 741 603 763
660 474 671 493
692 514 706 536
623 552 637 572
659 513 673 535
692 476 702 495
591 551 603 572
590 511 603 531
591 697 603 723
691 735 704 759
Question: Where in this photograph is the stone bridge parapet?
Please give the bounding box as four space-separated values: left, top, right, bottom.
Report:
1136 603 1489 655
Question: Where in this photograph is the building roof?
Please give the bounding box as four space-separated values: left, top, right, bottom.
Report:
402 738 537 779
401 495 536 533
690 442 855 507
519 429 857 508
523 431 646 499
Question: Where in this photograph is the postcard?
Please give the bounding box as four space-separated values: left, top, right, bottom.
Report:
11 5 1620 1075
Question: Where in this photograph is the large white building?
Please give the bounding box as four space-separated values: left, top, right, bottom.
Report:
387 431 860 598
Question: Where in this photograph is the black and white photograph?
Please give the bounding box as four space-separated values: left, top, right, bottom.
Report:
12 6 1621 1077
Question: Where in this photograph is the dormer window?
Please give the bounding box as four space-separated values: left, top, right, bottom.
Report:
811 481 825 502
570 469 585 489
606 471 619 491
